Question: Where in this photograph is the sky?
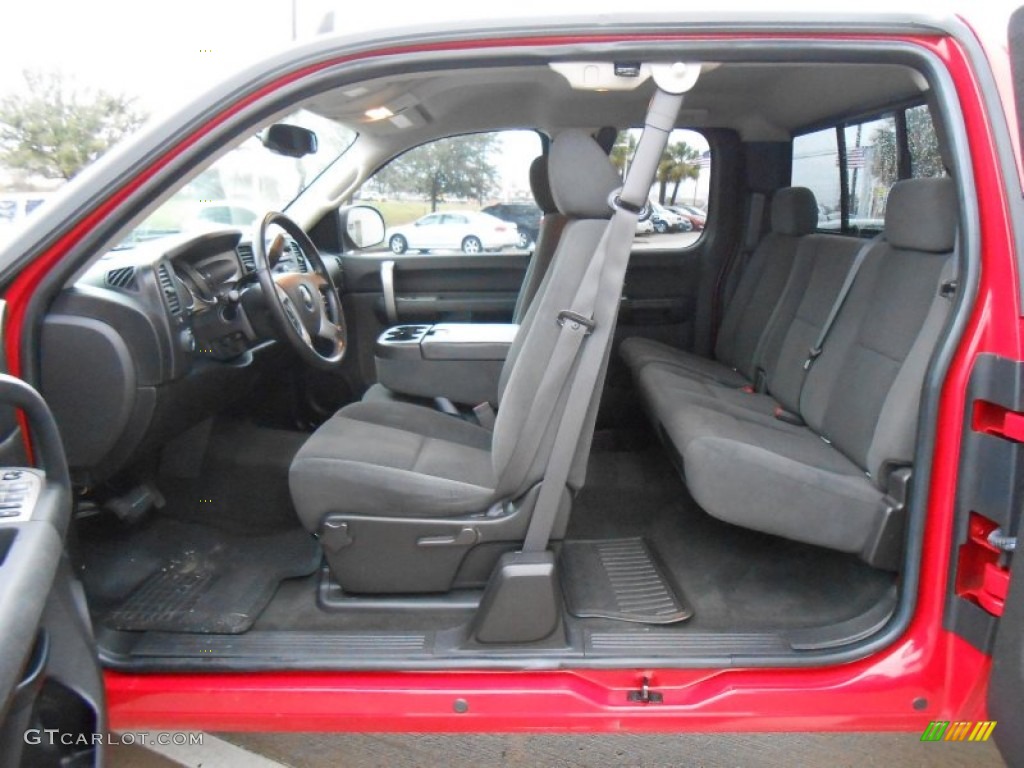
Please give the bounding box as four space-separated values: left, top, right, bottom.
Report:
3 0 1019 117
0 0 1017 200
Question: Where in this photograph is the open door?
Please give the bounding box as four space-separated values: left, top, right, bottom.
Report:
0 350 105 766
989 8 1024 764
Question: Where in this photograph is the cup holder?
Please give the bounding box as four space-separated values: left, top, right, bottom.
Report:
383 325 429 342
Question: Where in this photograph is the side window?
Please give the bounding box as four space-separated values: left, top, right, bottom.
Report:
792 128 842 229
361 130 543 256
612 128 712 251
792 104 944 236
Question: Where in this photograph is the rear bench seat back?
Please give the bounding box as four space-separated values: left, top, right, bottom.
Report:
659 177 957 560
800 177 958 481
619 186 819 384
714 187 819 379
635 232 862 421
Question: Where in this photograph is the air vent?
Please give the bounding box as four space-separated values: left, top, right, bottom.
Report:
288 240 308 272
236 242 256 274
105 266 137 290
156 263 182 315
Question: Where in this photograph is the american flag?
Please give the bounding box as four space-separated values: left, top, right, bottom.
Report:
846 147 867 169
697 151 712 169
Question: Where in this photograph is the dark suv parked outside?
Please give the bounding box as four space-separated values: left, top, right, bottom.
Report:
482 202 542 249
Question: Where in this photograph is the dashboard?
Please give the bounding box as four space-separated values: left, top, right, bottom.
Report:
39 226 343 484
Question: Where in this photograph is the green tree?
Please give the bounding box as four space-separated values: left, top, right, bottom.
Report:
0 70 147 181
658 141 701 205
374 134 499 211
871 106 944 188
610 131 638 181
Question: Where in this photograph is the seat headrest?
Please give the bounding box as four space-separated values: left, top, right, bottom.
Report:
885 177 957 253
771 187 819 236
549 130 622 219
529 156 558 215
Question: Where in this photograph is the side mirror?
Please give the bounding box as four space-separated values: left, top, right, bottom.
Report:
262 124 318 158
339 205 385 250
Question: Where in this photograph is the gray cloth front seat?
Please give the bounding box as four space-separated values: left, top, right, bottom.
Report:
290 130 622 594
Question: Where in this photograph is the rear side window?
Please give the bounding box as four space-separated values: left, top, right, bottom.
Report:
792 104 944 236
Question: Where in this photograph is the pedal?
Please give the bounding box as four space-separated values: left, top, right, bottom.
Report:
105 483 165 524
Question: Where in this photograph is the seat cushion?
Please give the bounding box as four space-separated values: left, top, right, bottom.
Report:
664 403 884 555
637 361 779 424
619 337 749 387
290 401 496 530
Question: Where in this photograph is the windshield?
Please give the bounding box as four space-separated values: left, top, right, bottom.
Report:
117 109 356 250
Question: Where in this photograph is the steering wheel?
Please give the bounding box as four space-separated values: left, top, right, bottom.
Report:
254 211 347 370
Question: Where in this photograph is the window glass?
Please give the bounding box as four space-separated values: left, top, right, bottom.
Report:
793 105 943 236
361 130 543 255
612 128 712 250
792 127 842 229
845 115 895 232
906 104 945 179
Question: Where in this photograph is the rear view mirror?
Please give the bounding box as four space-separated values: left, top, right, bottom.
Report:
262 124 318 158
340 205 386 250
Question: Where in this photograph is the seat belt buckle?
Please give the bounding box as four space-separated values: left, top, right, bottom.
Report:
773 406 805 426
557 310 595 335
803 346 822 371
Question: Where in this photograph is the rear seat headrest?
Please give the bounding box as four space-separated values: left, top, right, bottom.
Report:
549 130 622 220
529 156 558 215
885 177 957 253
771 187 819 236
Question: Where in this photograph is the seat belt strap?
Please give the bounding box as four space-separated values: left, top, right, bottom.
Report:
521 87 684 553
804 234 883 370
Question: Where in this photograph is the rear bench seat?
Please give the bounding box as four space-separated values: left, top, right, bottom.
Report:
627 178 958 566
620 186 819 387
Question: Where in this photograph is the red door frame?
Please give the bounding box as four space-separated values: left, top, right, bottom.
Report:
4 30 1018 733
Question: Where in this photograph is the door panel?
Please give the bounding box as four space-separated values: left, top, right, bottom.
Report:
990 8 1024 764
337 252 530 395
0 372 105 767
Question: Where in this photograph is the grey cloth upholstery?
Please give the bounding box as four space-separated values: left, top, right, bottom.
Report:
292 131 623 566
770 186 819 236
638 177 958 557
291 401 495 529
884 177 957 253
619 186 820 383
514 155 568 322
529 155 557 215
548 130 621 219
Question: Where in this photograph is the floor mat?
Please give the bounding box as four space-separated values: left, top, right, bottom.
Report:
560 538 692 624
567 442 897 632
104 526 321 634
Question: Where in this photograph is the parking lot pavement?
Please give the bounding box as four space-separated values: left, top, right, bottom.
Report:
109 731 1006 767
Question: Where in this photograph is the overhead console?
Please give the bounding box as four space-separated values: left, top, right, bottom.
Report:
374 323 517 405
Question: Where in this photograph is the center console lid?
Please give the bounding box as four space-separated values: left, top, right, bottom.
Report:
375 323 518 405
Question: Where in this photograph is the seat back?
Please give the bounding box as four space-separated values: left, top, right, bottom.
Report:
491 131 622 498
799 177 958 485
513 156 568 322
715 186 818 378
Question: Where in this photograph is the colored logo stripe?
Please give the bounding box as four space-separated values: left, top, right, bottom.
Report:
920 720 996 742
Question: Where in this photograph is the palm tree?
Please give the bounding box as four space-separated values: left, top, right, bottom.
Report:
664 141 702 205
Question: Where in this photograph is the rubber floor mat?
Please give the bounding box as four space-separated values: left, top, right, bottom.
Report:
560 538 692 624
106 527 321 634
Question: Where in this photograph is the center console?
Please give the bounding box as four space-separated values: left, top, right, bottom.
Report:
374 323 518 405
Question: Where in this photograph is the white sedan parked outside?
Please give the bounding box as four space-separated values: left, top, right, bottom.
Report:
388 211 519 254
